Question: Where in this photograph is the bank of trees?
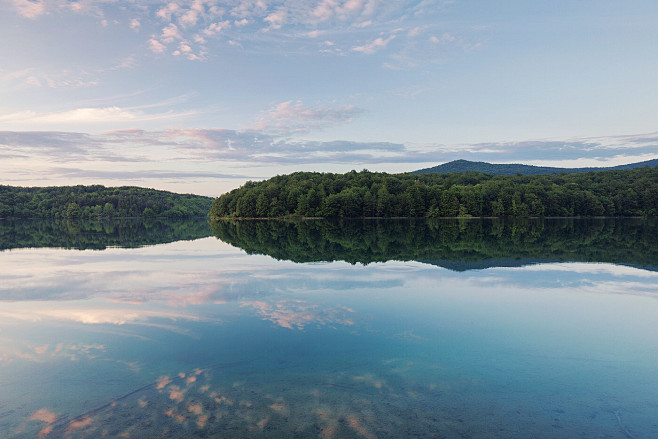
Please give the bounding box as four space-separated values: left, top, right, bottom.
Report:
0 185 213 219
210 167 658 218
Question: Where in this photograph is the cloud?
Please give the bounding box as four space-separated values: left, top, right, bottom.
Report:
99 127 417 165
46 167 250 180
10 0 119 19
0 67 35 83
160 23 183 43
408 26 427 37
203 20 231 36
311 0 378 23
8 0 470 64
0 67 99 89
156 2 181 22
34 308 203 325
251 100 364 134
264 8 287 30
0 105 199 128
429 32 455 44
352 35 396 54
148 38 167 53
2 129 657 181
241 299 354 330
129 18 141 31
11 0 46 18
149 0 229 59
0 131 101 159
31 408 57 424
1 107 135 124
108 56 137 71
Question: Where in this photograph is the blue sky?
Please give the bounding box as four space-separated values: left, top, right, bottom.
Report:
1 0 657 196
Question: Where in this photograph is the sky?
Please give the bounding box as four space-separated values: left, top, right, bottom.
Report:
1 0 658 196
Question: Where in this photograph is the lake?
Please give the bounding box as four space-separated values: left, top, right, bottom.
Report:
1 218 657 438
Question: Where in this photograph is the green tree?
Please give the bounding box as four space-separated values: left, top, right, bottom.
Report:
66 202 81 219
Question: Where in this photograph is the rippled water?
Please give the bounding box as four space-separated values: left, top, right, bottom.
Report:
1 218 657 438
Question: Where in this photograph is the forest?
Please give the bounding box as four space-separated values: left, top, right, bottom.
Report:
209 167 658 218
210 218 658 269
0 185 213 219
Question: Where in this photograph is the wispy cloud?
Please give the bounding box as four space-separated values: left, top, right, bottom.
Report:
47 167 250 180
3 129 658 171
0 131 103 160
0 56 139 89
101 129 658 166
0 105 199 129
250 100 364 134
352 34 396 54
0 67 98 89
100 127 407 164
383 27 483 70
22 308 205 326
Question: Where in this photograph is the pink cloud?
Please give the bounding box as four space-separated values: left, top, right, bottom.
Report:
242 299 355 330
161 23 182 43
67 416 93 433
156 375 172 389
312 0 377 22
33 344 49 355
264 8 287 29
129 18 141 31
203 20 231 36
149 38 167 54
187 402 203 415
30 408 57 424
252 100 363 134
37 425 53 438
156 2 180 21
352 34 396 54
12 0 46 18
169 386 185 403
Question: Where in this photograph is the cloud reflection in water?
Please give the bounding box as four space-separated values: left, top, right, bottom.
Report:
241 299 355 330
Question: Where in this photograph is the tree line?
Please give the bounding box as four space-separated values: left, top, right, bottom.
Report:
209 167 658 218
0 185 213 219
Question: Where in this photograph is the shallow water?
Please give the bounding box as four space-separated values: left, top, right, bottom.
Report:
0 219 657 438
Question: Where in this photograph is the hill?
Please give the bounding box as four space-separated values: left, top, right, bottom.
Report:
209 167 658 218
412 158 658 175
0 185 213 219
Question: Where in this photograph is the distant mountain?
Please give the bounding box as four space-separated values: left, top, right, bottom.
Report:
412 158 658 175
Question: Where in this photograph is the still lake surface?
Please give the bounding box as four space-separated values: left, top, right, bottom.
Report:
1 218 657 438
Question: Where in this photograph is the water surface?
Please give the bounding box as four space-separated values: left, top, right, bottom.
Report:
1 218 656 438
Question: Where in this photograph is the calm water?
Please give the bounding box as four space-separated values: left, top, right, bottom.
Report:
1 218 657 438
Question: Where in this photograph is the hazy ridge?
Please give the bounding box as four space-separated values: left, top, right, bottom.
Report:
412 158 658 175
